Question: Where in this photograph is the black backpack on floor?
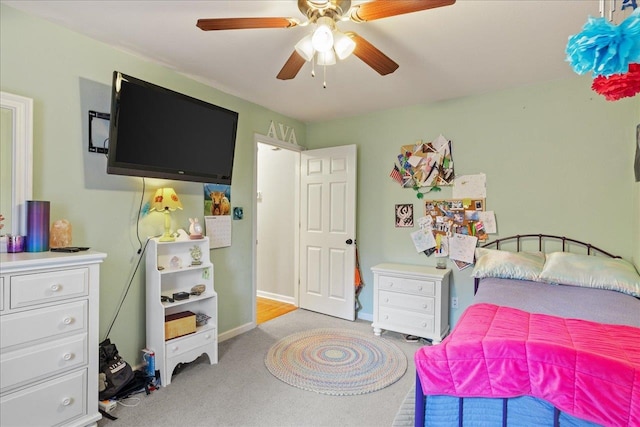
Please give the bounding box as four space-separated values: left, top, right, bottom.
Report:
98 339 135 401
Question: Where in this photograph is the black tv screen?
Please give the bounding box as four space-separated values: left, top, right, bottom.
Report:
107 71 238 184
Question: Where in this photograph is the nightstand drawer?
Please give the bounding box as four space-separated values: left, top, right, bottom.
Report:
378 275 435 296
11 268 88 308
1 333 87 391
378 306 434 333
0 369 87 427
0 301 87 349
379 290 434 314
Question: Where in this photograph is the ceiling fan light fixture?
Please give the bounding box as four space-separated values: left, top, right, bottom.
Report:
312 17 335 52
316 49 336 66
295 34 315 62
333 30 356 60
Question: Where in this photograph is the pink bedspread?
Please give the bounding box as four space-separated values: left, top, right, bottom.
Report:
414 303 640 427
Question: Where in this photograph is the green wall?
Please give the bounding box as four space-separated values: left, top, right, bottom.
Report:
0 4 305 364
2 4 638 365
306 77 639 324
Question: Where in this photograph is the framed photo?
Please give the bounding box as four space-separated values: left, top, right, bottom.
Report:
395 204 414 228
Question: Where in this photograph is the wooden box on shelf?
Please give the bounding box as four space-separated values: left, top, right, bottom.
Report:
165 311 196 340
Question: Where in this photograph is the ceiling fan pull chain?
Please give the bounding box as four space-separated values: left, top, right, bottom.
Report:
311 55 316 78
323 64 327 88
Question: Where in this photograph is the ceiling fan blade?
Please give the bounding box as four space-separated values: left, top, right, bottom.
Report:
350 0 455 22
196 17 298 31
346 32 399 76
277 51 307 80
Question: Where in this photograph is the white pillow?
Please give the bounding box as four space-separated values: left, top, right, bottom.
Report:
539 252 640 297
471 248 546 281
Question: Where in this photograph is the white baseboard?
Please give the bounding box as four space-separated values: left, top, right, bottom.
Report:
256 290 296 306
357 312 373 322
218 322 255 343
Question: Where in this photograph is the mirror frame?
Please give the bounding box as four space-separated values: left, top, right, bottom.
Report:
1 91 33 237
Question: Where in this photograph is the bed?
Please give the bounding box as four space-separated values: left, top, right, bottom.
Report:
413 234 640 427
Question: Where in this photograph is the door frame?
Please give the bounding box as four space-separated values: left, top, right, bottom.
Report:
251 133 304 326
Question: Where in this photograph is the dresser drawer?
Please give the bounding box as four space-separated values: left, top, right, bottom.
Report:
10 268 88 309
378 275 435 296
379 290 434 314
0 277 4 312
0 369 87 427
0 301 87 349
378 306 434 334
165 326 216 358
1 333 87 391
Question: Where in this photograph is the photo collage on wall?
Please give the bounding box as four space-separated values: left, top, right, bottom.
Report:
402 175 498 270
389 135 455 196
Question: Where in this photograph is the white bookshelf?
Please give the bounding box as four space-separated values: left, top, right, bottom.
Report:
146 237 217 386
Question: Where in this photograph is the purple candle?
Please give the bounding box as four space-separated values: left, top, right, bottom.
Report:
25 200 50 252
7 235 24 253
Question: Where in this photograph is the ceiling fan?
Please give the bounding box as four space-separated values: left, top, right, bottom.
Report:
196 0 455 81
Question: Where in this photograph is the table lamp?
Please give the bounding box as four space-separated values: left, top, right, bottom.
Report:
150 188 183 242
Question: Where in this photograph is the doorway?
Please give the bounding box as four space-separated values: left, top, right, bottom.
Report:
254 135 302 323
252 135 358 325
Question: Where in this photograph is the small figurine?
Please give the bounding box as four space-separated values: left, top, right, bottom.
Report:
169 256 182 269
189 218 203 239
190 245 202 266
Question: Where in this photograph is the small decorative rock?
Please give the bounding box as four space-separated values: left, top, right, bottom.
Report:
50 219 72 248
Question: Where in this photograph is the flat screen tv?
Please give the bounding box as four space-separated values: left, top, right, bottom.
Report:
107 71 238 184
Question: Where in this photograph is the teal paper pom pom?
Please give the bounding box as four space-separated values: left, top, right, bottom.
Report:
566 8 640 77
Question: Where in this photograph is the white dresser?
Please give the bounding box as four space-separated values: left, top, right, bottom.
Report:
0 250 106 427
371 263 450 344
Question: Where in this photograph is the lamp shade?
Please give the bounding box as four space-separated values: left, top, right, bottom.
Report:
312 18 334 53
295 34 315 62
317 49 336 66
333 31 356 60
150 188 183 212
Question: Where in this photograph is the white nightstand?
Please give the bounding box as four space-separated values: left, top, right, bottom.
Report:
371 263 450 344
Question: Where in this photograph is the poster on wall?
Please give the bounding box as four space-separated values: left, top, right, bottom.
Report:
203 184 231 249
395 204 414 227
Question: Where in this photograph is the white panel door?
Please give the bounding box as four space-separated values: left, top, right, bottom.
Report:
299 145 357 320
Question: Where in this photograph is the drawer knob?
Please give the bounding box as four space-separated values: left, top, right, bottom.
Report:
418 285 423 290
61 397 72 406
63 352 74 361
51 283 61 292
421 322 427 327
171 345 178 352
389 282 394 287
423 304 427 308
384 315 389 320
204 334 211 339
62 316 74 325
384 298 389 303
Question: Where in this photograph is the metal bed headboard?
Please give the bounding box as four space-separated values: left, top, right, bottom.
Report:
473 234 620 294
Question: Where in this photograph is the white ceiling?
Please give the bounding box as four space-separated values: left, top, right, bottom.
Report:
3 0 606 123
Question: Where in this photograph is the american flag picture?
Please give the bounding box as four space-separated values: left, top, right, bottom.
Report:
389 164 402 184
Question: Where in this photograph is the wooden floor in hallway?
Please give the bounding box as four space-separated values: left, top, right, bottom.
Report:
257 297 297 324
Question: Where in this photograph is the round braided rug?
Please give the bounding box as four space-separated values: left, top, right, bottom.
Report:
265 328 407 396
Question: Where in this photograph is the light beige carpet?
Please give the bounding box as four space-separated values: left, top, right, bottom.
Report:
392 386 415 427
